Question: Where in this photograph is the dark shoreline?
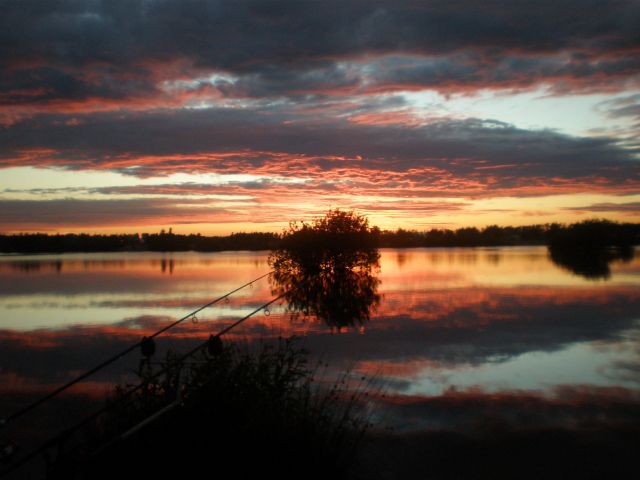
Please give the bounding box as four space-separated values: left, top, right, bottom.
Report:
2 219 639 254
0 243 552 255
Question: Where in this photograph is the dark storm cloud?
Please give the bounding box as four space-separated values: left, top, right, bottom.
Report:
564 202 640 214
0 66 160 106
1 0 639 106
609 103 640 121
600 94 640 128
0 0 638 221
599 93 640 114
219 53 640 98
0 107 637 184
0 198 227 228
3 0 638 68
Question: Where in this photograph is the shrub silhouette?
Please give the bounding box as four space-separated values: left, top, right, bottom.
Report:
49 338 371 479
276 209 379 271
270 210 381 327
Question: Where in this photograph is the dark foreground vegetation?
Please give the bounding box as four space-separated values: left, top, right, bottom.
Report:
48 339 370 480
44 337 640 480
2 218 639 253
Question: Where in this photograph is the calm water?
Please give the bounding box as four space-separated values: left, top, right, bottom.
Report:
1 247 639 435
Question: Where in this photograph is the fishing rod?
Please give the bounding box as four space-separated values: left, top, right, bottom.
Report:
0 291 287 478
1 271 273 426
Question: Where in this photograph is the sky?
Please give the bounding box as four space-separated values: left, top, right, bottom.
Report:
1 0 639 234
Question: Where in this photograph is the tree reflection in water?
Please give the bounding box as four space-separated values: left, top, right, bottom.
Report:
547 219 637 280
548 245 634 280
269 210 381 328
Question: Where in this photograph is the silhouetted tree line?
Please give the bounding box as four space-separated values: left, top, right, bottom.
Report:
0 230 280 253
378 225 544 248
546 220 639 248
1 220 639 253
379 220 640 248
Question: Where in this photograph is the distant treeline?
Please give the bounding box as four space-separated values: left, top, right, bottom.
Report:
1 220 639 253
379 221 640 248
379 225 547 248
0 230 280 254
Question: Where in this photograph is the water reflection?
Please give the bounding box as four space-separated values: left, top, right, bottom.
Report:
7 260 63 273
269 246 381 328
548 245 635 280
160 258 174 274
1 248 639 434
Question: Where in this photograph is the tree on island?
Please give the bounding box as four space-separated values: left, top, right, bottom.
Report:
547 219 636 279
270 209 381 327
276 209 379 270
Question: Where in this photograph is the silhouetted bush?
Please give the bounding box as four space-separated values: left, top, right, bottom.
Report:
269 210 381 328
49 338 371 479
275 209 379 270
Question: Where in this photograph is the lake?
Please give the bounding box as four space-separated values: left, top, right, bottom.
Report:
1 247 639 449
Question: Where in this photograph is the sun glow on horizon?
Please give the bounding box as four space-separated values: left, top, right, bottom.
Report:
1 2 639 233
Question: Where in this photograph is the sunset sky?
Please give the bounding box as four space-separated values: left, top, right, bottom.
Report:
1 0 639 234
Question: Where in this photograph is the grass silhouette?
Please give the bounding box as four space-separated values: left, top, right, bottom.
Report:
48 337 372 479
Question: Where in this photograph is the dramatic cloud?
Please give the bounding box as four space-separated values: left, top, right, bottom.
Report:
1 0 639 230
2 1 639 108
0 198 232 229
1 109 637 183
564 202 640 214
